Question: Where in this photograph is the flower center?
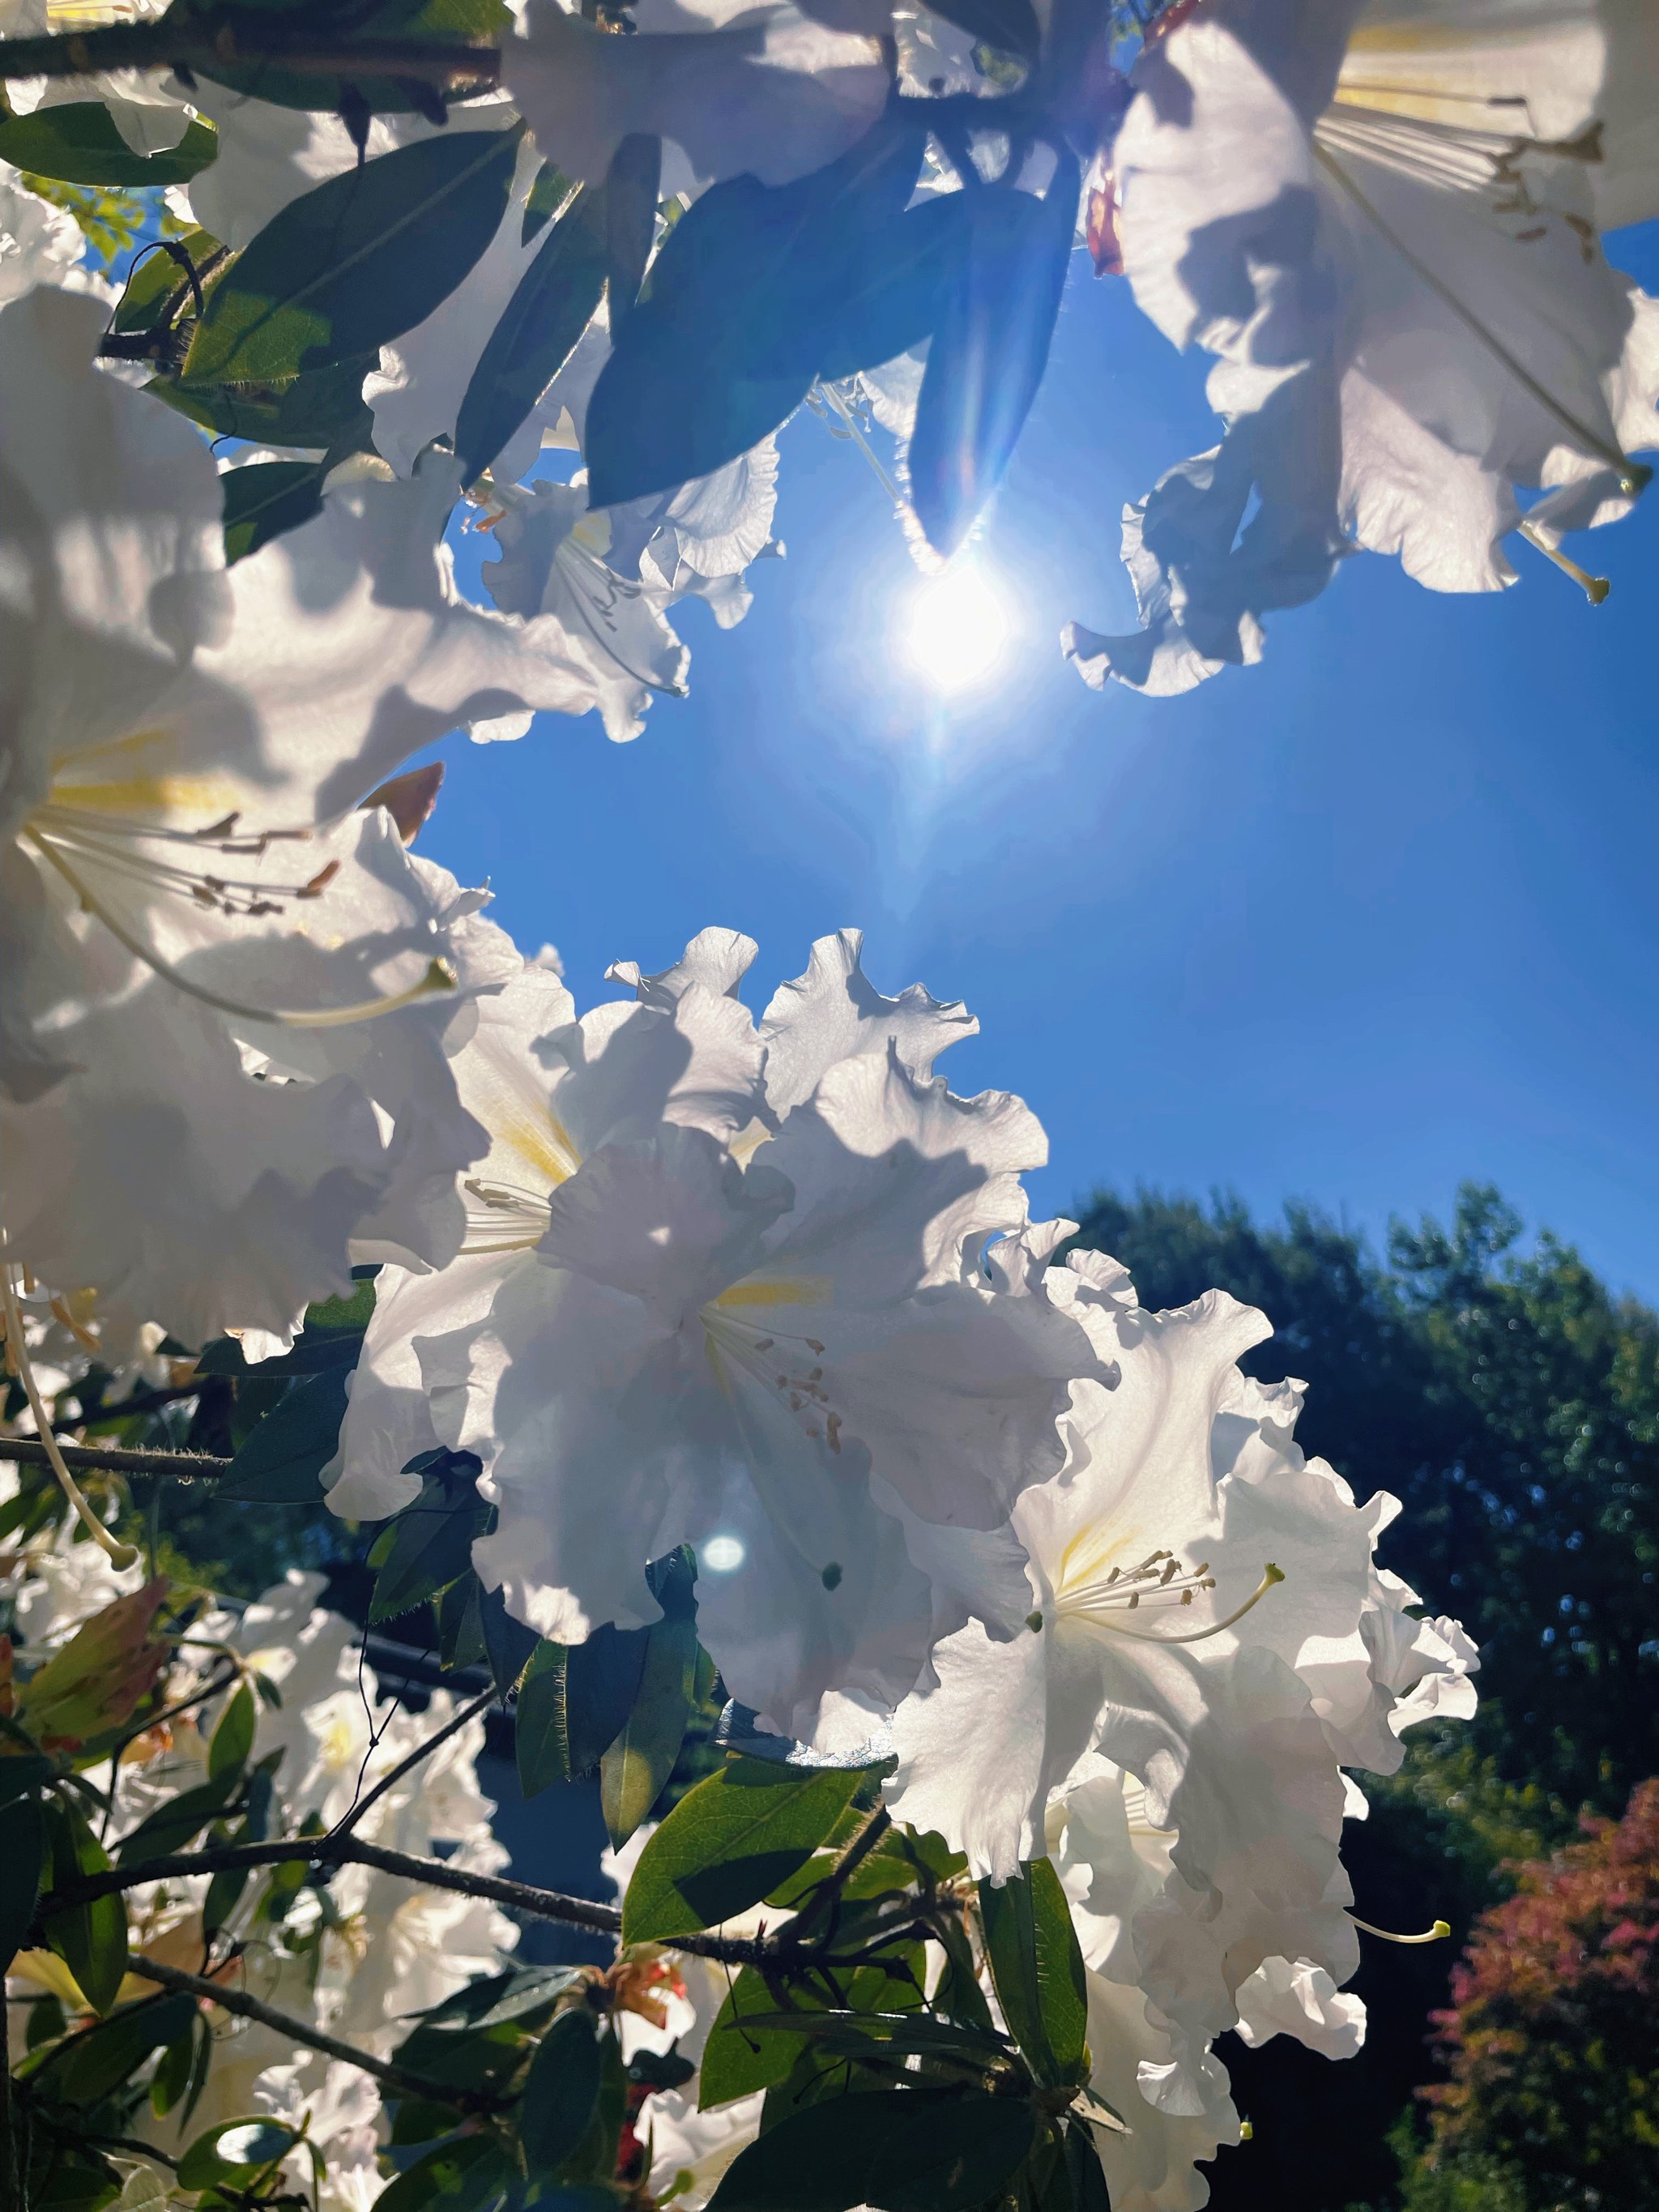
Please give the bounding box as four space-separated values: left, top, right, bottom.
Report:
1052 1545 1284 1646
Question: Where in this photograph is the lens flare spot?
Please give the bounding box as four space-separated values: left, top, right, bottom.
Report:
702 1535 746 1574
904 563 1009 691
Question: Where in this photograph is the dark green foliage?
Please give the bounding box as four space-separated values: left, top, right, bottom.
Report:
709 2088 1037 2212
977 1857 1090 2089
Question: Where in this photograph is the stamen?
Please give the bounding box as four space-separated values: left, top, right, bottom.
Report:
1064 1561 1286 1645
815 381 903 506
1313 142 1644 484
1351 1915 1452 1945
1517 520 1610 604
0 1262 139 1569
25 831 455 1028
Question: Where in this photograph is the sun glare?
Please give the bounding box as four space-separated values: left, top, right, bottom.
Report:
904 562 1011 692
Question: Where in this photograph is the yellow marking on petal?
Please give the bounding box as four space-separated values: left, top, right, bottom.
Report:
492 1107 582 1189
48 775 244 821
711 1276 833 1313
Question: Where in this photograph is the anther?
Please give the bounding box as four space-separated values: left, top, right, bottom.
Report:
1517 519 1610 604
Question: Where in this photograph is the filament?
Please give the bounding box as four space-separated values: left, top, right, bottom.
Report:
1085 1561 1285 1645
1517 520 1610 604
0 1262 139 1569
1351 1915 1452 1945
25 832 456 1028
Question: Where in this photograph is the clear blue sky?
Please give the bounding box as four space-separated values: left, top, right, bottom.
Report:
419 220 1659 1309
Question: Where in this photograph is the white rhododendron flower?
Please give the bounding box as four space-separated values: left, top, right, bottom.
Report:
0 290 611 1344
507 0 893 195
0 162 84 300
1067 0 1659 694
480 442 782 741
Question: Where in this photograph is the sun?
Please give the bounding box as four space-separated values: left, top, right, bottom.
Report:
903 562 1011 692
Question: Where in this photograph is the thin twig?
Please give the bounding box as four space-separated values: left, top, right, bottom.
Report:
128 1955 503 2114
330 1681 500 1839
0 25 501 90
0 1437 229 1482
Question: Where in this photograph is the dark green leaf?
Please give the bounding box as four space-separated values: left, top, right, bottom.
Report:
115 1773 241 1867
521 2006 603 2173
438 1573 488 1672
154 353 379 455
182 125 522 386
623 1757 870 1943
1063 2120 1112 2212
586 117 927 507
177 2118 300 2191
515 1638 571 1799
907 156 1080 557
605 131 661 334
416 1962 580 2034
600 1608 700 1848
0 1753 52 1812
560 2016 629 2184
455 182 606 482
51 1992 197 2107
370 1458 490 1622
479 1580 541 1697
708 2090 1037 2212
151 2013 198 2118
977 1857 1090 2089
0 105 217 186
0 1792 43 1975
41 1796 127 2014
522 157 574 245
218 1363 349 1503
209 1682 258 1783
924 0 1040 60
222 459 326 563
565 1623 650 1773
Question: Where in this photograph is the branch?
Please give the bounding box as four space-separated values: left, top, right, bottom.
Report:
329 1681 500 1840
129 1954 503 2115
33 1832 928 1968
0 23 501 90
0 1436 228 1482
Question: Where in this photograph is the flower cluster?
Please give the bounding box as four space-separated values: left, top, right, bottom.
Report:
0 0 1604 2203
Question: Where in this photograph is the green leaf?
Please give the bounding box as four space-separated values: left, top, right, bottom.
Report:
218 1363 350 1504
154 354 378 455
522 157 574 245
221 459 326 563
51 1992 197 2107
370 1458 491 1623
520 2006 603 2173
924 0 1040 60
1062 2120 1112 2212
111 229 227 338
585 117 928 508
209 1682 258 1783
0 1792 43 1976
623 1757 871 1943
0 1753 52 1812
196 1280 374 1376
150 2013 198 2118
906 156 1080 557
438 1573 488 1672
600 1606 700 1848
700 1950 931 2111
41 1796 127 2014
604 132 661 334
115 1772 241 1867
514 1638 572 1799
708 2090 1037 2212
182 125 522 386
0 105 217 187
478 1580 541 1697
976 1857 1090 2089
455 181 606 483
176 2118 300 2192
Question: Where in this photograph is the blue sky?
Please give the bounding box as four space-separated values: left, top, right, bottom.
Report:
419 220 1659 1309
